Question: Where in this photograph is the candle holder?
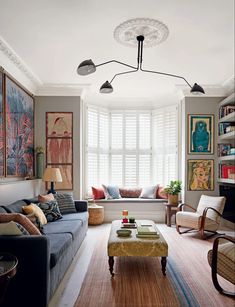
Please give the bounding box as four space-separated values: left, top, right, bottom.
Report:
122 210 128 223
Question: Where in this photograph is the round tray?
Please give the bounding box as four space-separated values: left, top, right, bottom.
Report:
116 229 131 237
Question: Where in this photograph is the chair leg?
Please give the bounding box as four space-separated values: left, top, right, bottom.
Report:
176 225 195 235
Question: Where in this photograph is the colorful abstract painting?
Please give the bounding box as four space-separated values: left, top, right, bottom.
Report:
0 72 3 176
188 115 214 154
5 76 34 177
187 159 214 191
46 112 73 190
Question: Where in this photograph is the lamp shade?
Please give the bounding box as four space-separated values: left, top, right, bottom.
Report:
100 81 113 93
77 59 96 75
190 83 205 94
43 168 62 183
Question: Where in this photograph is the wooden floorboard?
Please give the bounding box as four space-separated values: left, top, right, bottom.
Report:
49 223 234 307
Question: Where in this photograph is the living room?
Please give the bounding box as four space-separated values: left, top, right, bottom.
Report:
0 1 234 306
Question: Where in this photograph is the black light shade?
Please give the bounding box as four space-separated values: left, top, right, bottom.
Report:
100 81 113 93
190 83 205 94
77 59 96 75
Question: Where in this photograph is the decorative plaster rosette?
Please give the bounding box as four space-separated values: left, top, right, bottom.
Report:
114 18 169 48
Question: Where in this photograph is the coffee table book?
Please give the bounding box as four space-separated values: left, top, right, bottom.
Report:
137 226 158 235
121 222 137 228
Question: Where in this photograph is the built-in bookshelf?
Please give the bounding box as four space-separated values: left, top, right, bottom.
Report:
218 92 235 185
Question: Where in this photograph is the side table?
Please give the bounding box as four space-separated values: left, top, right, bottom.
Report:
88 205 104 225
0 253 18 305
165 204 179 227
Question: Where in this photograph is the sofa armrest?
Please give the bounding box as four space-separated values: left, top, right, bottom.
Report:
74 200 88 212
0 235 50 307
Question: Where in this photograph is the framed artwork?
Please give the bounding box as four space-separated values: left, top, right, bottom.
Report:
46 112 73 190
0 71 3 176
188 115 214 154
5 76 34 177
187 159 214 191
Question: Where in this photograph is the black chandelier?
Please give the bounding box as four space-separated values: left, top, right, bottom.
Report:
77 35 205 94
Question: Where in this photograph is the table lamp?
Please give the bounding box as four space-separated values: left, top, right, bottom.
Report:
42 167 62 194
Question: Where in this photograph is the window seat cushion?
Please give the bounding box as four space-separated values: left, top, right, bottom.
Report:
95 198 166 203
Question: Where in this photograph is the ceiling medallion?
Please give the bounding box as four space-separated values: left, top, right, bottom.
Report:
114 18 169 48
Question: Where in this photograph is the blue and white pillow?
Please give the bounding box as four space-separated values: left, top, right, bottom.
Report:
54 193 77 214
107 185 121 199
38 200 62 222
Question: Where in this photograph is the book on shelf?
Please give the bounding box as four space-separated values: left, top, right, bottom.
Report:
137 226 158 235
217 144 231 156
219 123 231 135
219 105 235 118
136 233 159 239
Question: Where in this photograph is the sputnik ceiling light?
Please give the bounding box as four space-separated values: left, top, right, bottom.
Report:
77 18 205 95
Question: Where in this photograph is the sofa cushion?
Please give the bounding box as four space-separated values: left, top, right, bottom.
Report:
92 186 105 200
38 200 62 222
38 193 55 203
107 185 121 199
139 185 158 199
0 221 29 235
43 219 83 239
54 193 76 214
47 233 73 268
119 188 142 198
22 204 47 225
59 212 88 224
0 206 7 213
4 200 27 213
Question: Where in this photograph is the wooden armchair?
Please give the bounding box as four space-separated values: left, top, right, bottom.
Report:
208 235 235 297
176 195 226 239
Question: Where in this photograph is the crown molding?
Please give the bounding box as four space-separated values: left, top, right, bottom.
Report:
35 83 91 96
0 36 42 86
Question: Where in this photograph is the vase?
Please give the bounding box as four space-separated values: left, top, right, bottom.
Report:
36 153 44 179
168 194 179 205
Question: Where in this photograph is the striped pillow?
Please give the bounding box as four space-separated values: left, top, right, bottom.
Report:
54 193 76 214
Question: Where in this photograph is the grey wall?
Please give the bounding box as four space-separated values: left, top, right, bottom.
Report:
35 96 81 198
181 96 223 208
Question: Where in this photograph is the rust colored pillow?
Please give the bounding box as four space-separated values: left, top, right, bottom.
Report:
91 187 105 200
38 193 55 203
156 186 168 199
0 213 41 235
119 188 142 198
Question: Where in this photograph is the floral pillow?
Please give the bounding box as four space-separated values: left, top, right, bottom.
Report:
38 200 62 222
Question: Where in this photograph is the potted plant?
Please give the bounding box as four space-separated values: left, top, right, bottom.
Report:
164 180 182 205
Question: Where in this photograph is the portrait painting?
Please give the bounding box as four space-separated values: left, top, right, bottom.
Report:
5 76 34 177
46 164 73 190
187 159 214 191
0 72 3 176
188 115 214 154
46 112 72 137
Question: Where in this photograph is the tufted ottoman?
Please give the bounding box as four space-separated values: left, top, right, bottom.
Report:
107 220 168 276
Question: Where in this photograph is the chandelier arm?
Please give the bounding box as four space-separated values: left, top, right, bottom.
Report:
140 67 192 88
96 60 137 70
110 68 138 84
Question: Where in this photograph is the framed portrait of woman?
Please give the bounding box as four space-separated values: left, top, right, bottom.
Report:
187 159 214 191
188 115 214 154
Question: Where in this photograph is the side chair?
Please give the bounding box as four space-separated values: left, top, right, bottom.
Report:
176 195 226 239
208 235 235 297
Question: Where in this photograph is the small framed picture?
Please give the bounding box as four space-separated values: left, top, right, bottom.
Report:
188 115 214 154
187 159 214 191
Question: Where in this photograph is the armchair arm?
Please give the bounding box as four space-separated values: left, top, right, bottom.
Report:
178 203 196 212
74 200 88 212
202 206 223 219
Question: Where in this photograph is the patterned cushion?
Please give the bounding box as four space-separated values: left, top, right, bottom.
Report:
92 187 105 200
102 184 112 199
107 185 121 199
38 193 55 203
208 242 235 284
54 193 76 214
25 213 43 231
0 213 41 235
38 200 62 222
156 186 168 199
139 185 158 199
119 188 142 198
15 222 30 235
22 204 47 226
0 221 24 235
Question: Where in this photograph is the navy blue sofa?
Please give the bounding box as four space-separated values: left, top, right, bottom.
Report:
0 198 88 307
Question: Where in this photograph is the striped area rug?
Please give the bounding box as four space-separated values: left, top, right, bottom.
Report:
74 233 199 307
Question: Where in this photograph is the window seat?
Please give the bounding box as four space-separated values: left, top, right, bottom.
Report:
94 198 167 222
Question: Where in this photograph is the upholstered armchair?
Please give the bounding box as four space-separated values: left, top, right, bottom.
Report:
176 195 226 239
208 235 235 297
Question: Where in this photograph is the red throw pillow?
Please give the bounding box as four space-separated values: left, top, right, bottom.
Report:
156 186 168 199
92 187 105 200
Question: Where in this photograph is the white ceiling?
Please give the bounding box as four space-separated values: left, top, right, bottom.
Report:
0 0 234 105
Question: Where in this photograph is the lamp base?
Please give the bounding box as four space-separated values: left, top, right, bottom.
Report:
47 182 56 194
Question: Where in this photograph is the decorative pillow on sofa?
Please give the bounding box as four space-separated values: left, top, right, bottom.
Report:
22 204 47 226
38 200 62 222
156 186 168 199
38 193 55 203
0 221 30 235
119 187 142 198
139 185 159 199
0 213 41 235
54 193 76 214
91 187 105 200
25 213 43 232
107 185 121 199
